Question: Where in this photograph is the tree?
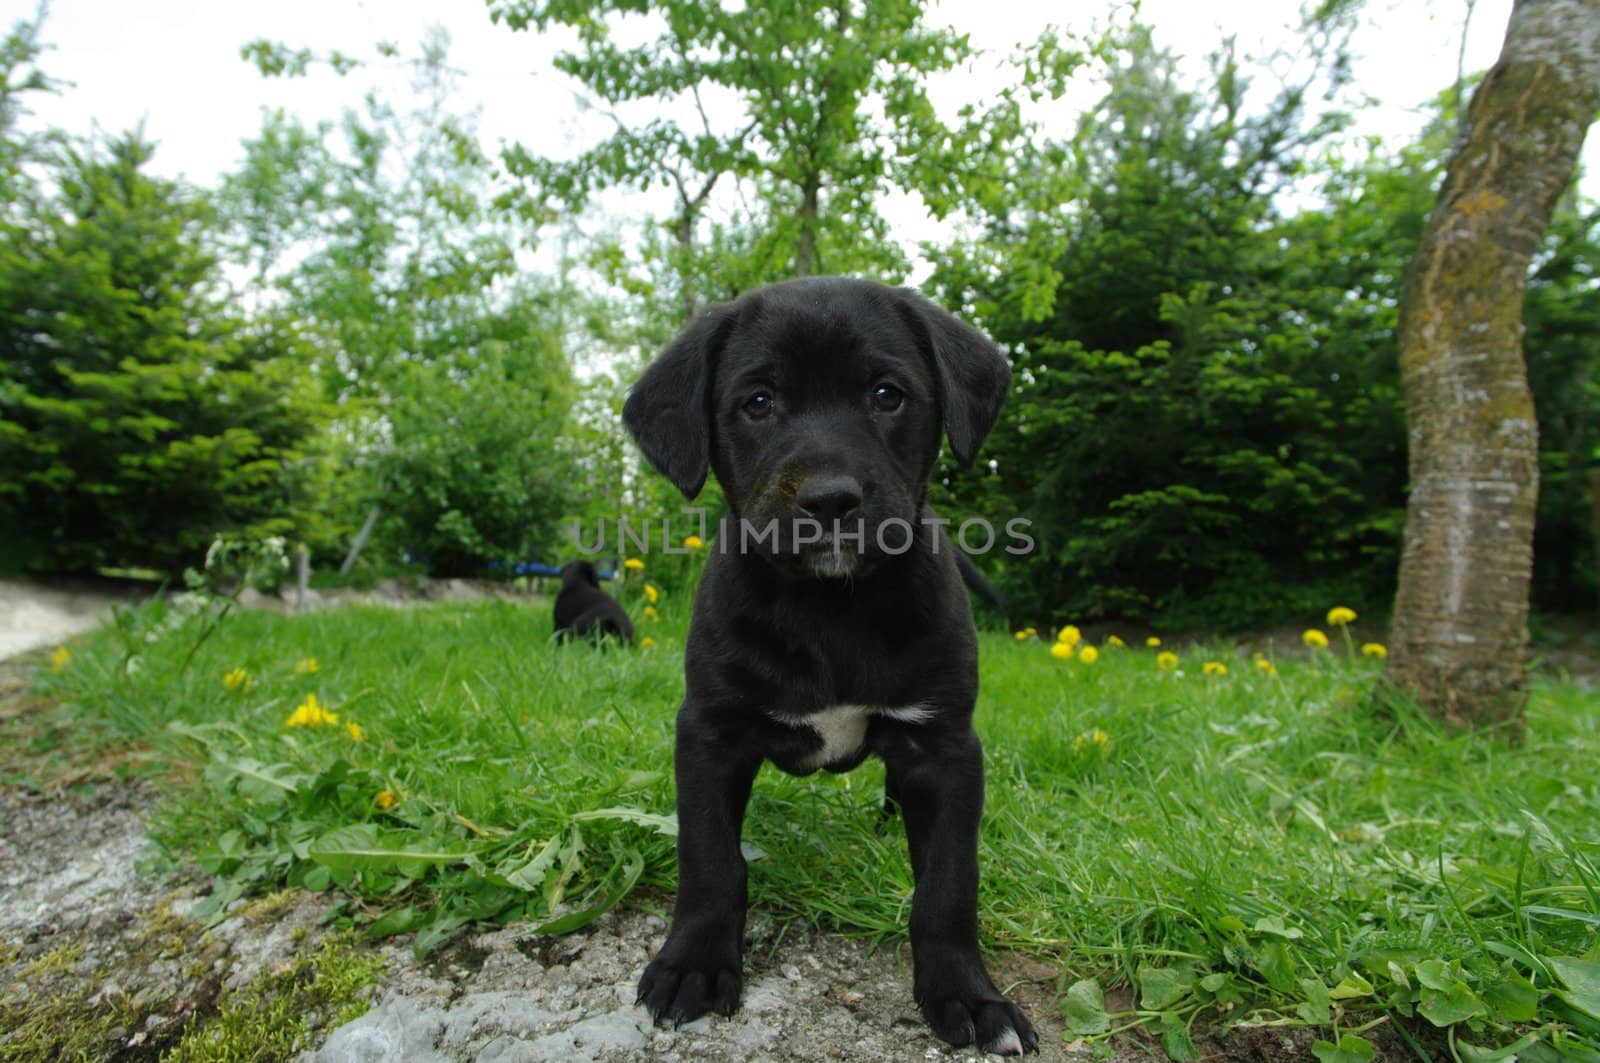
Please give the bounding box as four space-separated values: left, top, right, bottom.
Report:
0 3 59 205
221 30 578 574
0 134 331 574
376 328 573 577
928 19 1378 628
488 0 984 302
1387 0 1600 727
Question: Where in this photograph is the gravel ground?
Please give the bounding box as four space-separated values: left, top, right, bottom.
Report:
0 578 147 659
310 911 1078 1063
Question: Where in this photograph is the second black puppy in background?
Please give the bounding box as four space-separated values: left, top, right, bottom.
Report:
553 560 634 645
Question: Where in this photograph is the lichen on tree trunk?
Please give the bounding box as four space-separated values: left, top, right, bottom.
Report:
1388 0 1600 727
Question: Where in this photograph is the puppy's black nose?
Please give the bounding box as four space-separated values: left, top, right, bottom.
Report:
796 475 863 523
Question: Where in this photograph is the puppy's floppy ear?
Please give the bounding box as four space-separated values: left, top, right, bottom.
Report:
897 289 1011 467
622 306 732 499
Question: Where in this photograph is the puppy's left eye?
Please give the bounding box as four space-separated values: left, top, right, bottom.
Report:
871 383 905 413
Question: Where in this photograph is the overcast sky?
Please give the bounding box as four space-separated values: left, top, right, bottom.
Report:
13 0 1596 268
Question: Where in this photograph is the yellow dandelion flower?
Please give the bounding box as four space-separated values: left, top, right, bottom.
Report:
1106 635 1125 649
1013 630 1030 641
1202 661 1228 676
1024 626 1037 636
643 605 660 622
639 636 657 649
49 646 72 672
1056 625 1081 647
1157 651 1180 671
345 721 365 742
375 789 397 809
1049 642 1073 660
294 657 320 676
1255 656 1277 675
623 557 645 571
1073 728 1111 755
1146 636 1161 648
1303 629 1329 648
222 667 251 693
1362 642 1388 659
1079 645 1099 664
643 583 660 604
1326 606 1357 627
683 535 705 550
285 693 338 728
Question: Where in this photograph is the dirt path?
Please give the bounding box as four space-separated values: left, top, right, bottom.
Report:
0 576 559 665
0 579 144 660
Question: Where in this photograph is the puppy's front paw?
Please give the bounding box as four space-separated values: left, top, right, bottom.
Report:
636 940 742 1027
916 964 1038 1056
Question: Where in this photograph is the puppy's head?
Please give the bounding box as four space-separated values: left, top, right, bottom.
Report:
622 278 1009 579
559 560 601 590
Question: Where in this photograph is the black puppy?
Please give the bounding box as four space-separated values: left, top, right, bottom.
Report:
552 560 634 645
621 277 1035 1054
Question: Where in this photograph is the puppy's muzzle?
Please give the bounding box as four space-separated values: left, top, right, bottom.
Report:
795 475 863 524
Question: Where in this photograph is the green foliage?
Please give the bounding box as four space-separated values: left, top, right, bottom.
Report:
34 601 1600 1057
376 333 574 576
1526 204 1600 611
490 0 993 322
0 4 61 203
927 32 1596 628
0 133 332 575
217 31 578 574
931 22 1397 630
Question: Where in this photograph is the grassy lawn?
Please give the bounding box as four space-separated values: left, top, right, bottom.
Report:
19 589 1600 1060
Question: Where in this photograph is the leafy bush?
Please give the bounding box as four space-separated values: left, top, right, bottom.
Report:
0 135 331 575
376 335 574 577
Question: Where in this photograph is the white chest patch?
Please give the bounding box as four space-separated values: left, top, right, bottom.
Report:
769 704 935 769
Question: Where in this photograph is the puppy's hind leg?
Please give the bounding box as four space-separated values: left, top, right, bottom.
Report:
637 709 761 1027
885 728 1038 1055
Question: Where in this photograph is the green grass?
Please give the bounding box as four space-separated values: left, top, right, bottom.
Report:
22 591 1600 1060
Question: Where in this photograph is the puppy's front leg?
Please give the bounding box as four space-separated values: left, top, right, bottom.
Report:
637 709 760 1026
887 728 1038 1055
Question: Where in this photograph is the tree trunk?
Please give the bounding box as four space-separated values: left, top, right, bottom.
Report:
676 210 698 321
673 171 722 323
340 505 382 575
1388 0 1600 727
1590 468 1600 612
795 170 820 277
295 543 310 613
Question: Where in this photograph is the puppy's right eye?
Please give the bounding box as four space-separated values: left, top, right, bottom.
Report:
742 391 774 419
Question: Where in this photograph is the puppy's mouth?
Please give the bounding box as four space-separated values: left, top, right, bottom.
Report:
801 531 865 579
725 513 910 580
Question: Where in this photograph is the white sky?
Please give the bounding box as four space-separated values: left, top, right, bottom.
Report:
10 0 1598 269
